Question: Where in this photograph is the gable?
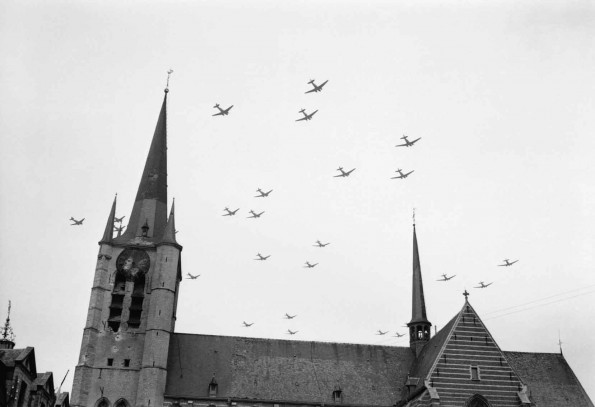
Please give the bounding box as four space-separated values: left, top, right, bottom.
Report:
422 302 526 407
165 333 415 406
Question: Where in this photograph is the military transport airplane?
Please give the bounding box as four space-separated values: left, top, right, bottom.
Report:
255 253 270 261
242 321 254 327
305 79 329 94
186 273 200 279
114 224 125 234
70 217 85 225
284 313 297 319
255 188 273 198
295 109 318 121
334 167 356 177
395 135 421 147
498 259 519 267
437 274 456 281
248 210 265 218
304 261 318 268
287 329 299 335
474 281 493 289
376 330 388 335
222 207 240 216
394 332 405 338
212 104 233 116
314 240 330 247
391 169 414 179
114 216 125 223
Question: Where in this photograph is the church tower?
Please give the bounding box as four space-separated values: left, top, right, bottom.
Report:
71 87 182 407
407 223 431 357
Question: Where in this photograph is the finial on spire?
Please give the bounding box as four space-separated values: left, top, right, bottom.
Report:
1 300 15 342
558 330 563 355
463 289 469 301
165 69 173 93
413 208 416 226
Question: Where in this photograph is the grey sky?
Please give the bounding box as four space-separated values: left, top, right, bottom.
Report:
1 0 594 398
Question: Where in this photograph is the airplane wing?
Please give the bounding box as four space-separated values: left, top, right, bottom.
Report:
405 170 414 176
212 112 224 116
333 174 344 177
296 116 308 122
305 88 317 94
319 80 328 88
310 110 319 117
226 106 234 112
346 169 355 175
395 143 408 147
511 260 519 265
410 137 421 144
390 175 403 179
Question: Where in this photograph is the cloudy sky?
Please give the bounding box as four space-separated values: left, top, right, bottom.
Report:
1 0 594 400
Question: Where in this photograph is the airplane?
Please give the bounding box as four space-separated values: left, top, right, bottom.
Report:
255 188 273 198
295 109 318 122
114 224 125 234
222 207 240 216
437 274 456 281
212 104 233 116
394 332 405 338
474 281 493 289
284 313 297 319
314 240 330 247
255 253 270 261
304 261 318 268
242 321 254 327
391 169 414 179
287 329 299 335
248 210 265 218
376 330 388 335
70 217 85 225
498 259 519 267
114 216 125 223
186 273 200 280
334 167 356 177
395 135 421 148
305 79 329 94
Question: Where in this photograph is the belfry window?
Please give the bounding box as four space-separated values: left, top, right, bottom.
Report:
332 387 342 403
470 366 480 381
208 377 218 397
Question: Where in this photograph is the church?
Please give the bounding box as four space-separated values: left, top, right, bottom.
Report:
70 88 593 407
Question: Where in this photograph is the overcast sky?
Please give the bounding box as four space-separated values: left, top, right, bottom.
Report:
1 0 594 400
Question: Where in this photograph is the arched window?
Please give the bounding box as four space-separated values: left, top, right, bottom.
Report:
466 394 491 407
114 399 130 407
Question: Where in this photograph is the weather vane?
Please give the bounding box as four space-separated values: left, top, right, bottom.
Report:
165 69 174 91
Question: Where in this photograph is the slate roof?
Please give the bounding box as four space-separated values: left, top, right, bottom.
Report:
504 351 594 407
0 347 32 367
165 333 415 406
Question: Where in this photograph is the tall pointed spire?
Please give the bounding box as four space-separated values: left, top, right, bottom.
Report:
99 194 117 244
410 224 429 324
115 89 169 243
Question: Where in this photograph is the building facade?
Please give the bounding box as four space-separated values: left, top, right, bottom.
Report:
70 89 593 407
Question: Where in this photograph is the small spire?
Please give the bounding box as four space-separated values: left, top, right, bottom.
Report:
412 207 416 226
160 199 179 246
0 301 16 349
410 222 430 324
100 194 117 244
463 289 469 301
165 69 173 93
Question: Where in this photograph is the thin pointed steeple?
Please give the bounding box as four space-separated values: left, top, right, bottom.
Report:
0 300 15 350
115 90 169 243
159 199 180 247
100 195 117 244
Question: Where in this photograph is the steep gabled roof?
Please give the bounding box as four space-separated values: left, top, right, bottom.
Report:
165 333 415 406
505 351 594 407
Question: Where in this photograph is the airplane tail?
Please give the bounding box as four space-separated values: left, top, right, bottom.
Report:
299 109 305 113
308 79 314 84
400 135 407 139
213 103 220 108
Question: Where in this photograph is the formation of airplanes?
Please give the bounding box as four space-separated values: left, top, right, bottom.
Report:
475 281 493 289
437 274 456 281
395 135 421 148
212 104 233 116
305 79 328 94
70 217 84 225
248 210 265 218
296 109 318 122
391 169 414 179
498 259 519 267
186 273 200 279
334 167 356 177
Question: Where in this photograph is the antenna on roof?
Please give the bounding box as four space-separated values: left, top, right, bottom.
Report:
558 330 563 355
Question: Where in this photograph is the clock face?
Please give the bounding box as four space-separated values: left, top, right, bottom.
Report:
116 248 150 281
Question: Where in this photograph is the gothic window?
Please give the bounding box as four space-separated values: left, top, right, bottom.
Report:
466 394 490 407
95 398 109 407
108 249 150 331
114 399 129 407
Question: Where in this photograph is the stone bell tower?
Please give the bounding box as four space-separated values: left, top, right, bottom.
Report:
71 86 182 407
